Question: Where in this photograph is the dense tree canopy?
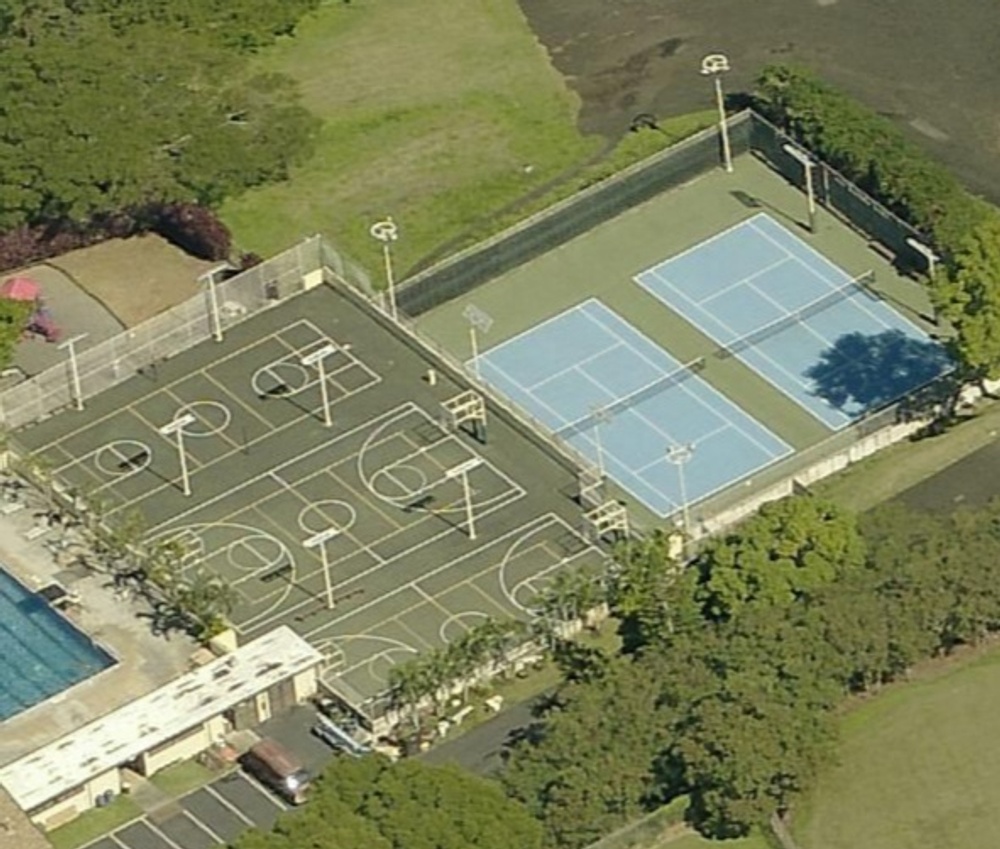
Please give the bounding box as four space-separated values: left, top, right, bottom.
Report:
0 15 318 230
502 495 1000 844
232 757 543 849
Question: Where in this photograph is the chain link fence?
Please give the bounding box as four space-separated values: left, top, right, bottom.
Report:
395 113 753 317
0 236 329 431
749 113 930 272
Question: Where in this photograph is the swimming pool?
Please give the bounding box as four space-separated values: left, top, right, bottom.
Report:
0 568 115 722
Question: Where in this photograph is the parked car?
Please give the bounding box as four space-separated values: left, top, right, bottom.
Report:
241 737 311 805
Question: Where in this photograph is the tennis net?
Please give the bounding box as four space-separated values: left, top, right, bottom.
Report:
715 270 877 359
556 357 706 439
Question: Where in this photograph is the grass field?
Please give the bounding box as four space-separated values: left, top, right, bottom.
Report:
664 832 771 849
794 646 1000 849
220 0 600 272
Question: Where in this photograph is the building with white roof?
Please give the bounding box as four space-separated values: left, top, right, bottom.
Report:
0 626 322 831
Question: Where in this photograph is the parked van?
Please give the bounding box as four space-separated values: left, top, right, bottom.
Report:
241 738 311 805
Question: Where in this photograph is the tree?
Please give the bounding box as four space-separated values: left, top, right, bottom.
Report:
931 213 1000 382
386 657 434 733
504 654 676 849
0 14 319 231
172 567 237 639
694 496 865 622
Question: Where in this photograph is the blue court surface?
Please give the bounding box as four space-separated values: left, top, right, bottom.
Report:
474 299 791 518
634 213 951 430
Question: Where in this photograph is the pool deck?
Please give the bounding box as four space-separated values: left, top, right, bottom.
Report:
0 507 195 767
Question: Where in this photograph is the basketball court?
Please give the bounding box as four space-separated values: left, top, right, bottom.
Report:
14 284 609 707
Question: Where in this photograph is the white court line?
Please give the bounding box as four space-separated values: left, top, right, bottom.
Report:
243 476 525 634
636 263 850 428
697 254 797 307
478 356 576 431
577 304 788 457
748 216 906 335
116 376 389 522
39 318 325 449
330 517 603 677
636 213 767 278
526 339 625 392
301 513 585 642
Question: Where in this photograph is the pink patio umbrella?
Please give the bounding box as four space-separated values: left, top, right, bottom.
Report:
0 276 40 301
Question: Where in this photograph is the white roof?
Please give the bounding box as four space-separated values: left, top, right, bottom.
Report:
0 626 322 812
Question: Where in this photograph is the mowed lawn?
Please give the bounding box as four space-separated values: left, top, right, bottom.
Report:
220 0 599 272
664 831 771 849
795 647 1000 849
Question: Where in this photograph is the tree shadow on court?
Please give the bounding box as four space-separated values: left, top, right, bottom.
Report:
806 329 952 419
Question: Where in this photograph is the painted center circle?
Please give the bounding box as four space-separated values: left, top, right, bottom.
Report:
94 440 152 476
251 361 310 398
370 464 429 501
298 500 357 536
176 401 231 437
226 533 289 572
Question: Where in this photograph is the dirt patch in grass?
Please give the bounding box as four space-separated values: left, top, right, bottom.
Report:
518 0 1000 203
50 235 216 327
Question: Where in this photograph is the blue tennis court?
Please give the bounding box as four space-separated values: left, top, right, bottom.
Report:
634 213 951 430
474 299 791 518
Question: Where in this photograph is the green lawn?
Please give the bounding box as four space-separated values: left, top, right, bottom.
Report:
150 759 218 797
811 402 1000 512
663 831 772 849
794 646 1000 849
221 0 600 272
47 796 141 849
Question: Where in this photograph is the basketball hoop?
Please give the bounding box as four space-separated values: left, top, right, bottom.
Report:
369 218 398 244
700 53 730 76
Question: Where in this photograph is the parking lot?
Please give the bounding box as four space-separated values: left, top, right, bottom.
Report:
79 707 338 849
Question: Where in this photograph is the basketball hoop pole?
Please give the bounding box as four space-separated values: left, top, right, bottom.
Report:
302 344 337 427
159 413 197 497
59 333 88 411
305 528 339 609
445 458 483 540
701 53 733 173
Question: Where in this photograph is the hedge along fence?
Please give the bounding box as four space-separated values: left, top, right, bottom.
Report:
752 63 992 258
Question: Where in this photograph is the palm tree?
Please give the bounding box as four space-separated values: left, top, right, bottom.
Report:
174 568 238 639
475 617 528 678
386 657 435 732
449 628 490 701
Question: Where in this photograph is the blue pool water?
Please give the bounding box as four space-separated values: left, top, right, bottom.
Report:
0 568 115 721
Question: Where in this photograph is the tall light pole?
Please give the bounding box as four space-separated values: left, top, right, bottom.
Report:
783 143 817 232
701 53 733 173
199 263 234 343
666 444 695 542
59 333 88 411
160 413 197 497
445 458 483 540
302 343 337 427
463 304 494 379
304 527 339 610
370 217 399 322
